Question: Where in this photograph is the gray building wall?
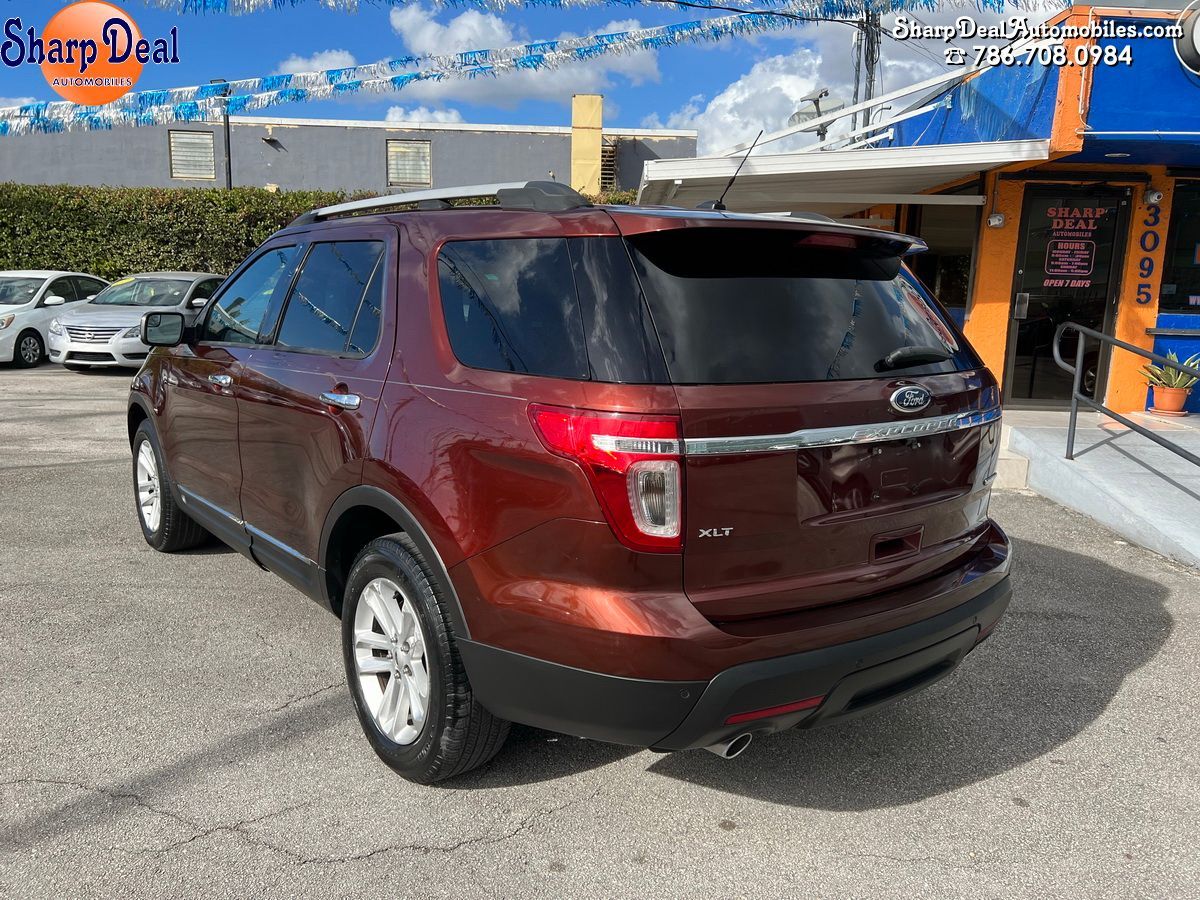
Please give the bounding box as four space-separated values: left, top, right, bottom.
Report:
0 116 696 194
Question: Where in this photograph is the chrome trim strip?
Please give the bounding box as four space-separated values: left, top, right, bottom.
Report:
178 486 243 525
178 486 312 566
684 406 1002 456
246 523 315 566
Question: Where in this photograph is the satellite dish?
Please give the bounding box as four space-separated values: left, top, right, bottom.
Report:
789 97 847 132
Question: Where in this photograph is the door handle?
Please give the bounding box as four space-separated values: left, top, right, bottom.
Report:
1013 292 1030 321
320 391 361 410
208 373 232 388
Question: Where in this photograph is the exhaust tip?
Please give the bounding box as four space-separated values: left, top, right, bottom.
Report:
704 732 753 759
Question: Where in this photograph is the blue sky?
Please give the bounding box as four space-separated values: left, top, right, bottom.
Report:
0 2 981 151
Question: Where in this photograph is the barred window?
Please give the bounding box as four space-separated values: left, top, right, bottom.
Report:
386 139 432 187
168 130 216 180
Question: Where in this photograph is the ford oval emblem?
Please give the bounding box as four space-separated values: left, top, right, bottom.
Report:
890 385 932 414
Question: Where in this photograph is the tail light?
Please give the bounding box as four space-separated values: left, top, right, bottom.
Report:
529 404 683 553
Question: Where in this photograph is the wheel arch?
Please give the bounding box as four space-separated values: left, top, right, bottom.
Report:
320 485 470 636
127 393 153 448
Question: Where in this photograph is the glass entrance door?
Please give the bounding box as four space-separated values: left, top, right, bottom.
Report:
1005 186 1130 404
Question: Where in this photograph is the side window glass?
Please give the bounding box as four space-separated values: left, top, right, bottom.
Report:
202 246 299 345
73 277 106 300
276 241 384 355
47 278 77 303
347 259 384 356
191 278 221 302
437 238 588 379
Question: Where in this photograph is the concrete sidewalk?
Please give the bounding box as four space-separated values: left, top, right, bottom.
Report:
1007 411 1200 568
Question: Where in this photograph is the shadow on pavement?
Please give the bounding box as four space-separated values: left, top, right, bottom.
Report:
0 693 350 854
447 725 637 790
645 536 1173 809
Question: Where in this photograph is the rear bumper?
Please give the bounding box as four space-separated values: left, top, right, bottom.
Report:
460 574 1011 751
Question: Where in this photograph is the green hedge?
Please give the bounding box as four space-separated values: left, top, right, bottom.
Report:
0 183 638 281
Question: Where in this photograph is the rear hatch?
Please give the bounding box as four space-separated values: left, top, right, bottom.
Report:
619 220 1001 622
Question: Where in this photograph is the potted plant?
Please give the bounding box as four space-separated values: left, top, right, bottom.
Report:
1141 351 1200 416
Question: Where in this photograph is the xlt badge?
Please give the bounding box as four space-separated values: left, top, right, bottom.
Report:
699 527 734 538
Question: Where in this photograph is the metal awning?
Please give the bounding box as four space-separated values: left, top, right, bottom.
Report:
638 139 1051 216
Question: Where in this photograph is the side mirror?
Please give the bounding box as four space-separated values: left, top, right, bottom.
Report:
85 294 97 301
141 311 185 347
189 296 207 308
43 295 65 306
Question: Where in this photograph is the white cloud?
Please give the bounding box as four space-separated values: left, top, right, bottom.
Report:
645 9 1062 154
385 105 465 123
389 5 658 109
650 51 823 154
274 49 357 75
0 96 37 108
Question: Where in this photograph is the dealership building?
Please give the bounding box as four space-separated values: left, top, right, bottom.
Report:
642 2 1200 413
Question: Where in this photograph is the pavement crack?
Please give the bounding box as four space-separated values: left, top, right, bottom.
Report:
136 802 317 856
278 783 608 866
1 776 202 834
2 776 314 859
269 682 342 713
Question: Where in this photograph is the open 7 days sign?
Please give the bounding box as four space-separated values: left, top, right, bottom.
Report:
1 1 179 105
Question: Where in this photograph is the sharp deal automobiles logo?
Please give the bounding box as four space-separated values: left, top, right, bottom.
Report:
1177 0 1200 76
2 1 179 105
889 386 933 414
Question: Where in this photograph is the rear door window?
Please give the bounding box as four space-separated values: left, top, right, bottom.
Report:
275 241 385 355
69 277 107 300
627 228 977 384
437 238 589 379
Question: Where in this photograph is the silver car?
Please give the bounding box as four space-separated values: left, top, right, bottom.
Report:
48 272 223 370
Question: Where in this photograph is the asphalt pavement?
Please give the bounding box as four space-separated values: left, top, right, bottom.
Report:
1 365 1197 898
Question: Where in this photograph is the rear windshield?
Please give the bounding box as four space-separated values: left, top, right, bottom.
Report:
627 228 977 385
435 229 975 386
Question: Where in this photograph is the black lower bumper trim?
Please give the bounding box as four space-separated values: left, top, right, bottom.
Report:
653 575 1011 751
458 641 706 747
460 574 1011 752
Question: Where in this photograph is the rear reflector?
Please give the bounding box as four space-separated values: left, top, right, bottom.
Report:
724 695 825 726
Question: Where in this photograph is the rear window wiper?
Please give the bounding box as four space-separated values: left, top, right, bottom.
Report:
875 345 952 372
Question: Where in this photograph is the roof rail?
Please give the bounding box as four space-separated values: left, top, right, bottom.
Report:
290 180 590 226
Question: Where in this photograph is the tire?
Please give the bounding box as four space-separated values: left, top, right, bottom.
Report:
342 535 509 783
13 330 44 368
132 419 208 552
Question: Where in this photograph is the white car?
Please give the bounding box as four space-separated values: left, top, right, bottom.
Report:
48 272 223 370
0 270 109 367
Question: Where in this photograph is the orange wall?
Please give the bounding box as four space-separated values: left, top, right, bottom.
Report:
963 172 1024 388
1107 169 1173 413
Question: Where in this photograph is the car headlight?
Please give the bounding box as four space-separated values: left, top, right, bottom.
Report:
0 314 14 330
123 324 142 339
48 318 63 335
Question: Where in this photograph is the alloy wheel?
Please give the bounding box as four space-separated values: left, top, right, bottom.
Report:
136 442 161 532
19 335 40 365
353 577 431 745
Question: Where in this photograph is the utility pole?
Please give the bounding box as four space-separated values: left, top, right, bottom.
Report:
850 12 882 134
209 78 233 189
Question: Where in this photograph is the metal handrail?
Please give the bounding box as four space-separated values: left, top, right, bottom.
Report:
1051 321 1200 465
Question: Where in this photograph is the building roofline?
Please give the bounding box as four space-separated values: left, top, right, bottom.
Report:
226 114 697 139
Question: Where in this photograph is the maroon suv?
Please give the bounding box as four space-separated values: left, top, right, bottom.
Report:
128 182 1009 783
